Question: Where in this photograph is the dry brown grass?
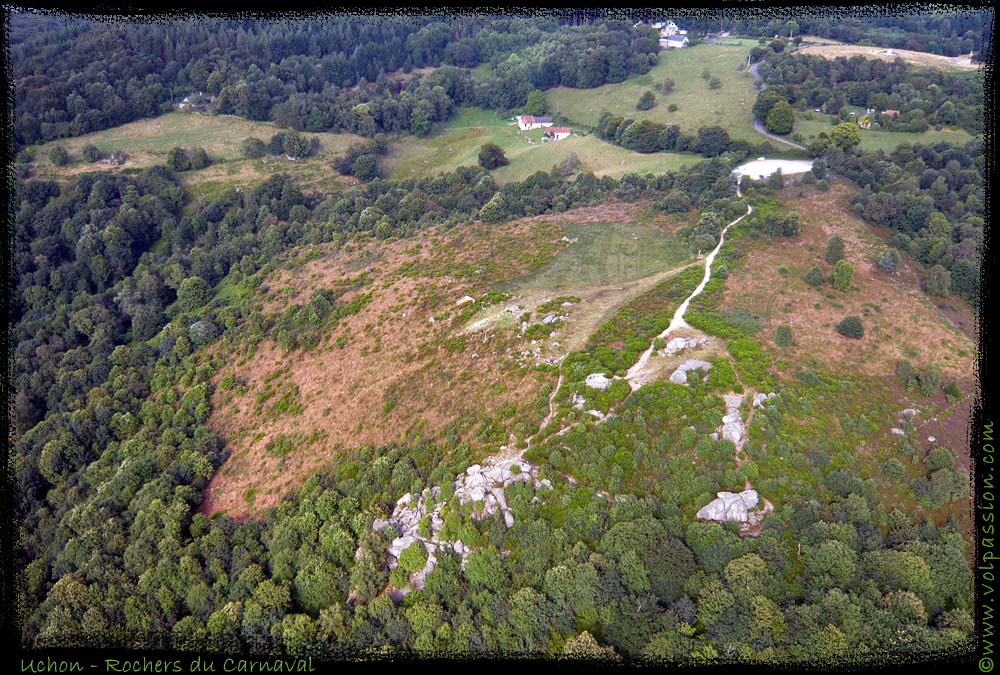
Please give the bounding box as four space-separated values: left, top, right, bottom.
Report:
201 212 579 518
794 44 980 72
722 179 977 380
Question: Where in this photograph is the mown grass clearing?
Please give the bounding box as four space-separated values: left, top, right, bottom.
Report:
792 110 975 152
505 220 691 291
29 110 363 197
464 215 697 356
385 106 697 183
546 43 761 142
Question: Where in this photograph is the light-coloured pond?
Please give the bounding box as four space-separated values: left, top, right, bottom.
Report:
732 158 814 179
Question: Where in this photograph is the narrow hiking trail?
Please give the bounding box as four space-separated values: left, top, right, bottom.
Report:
626 179 752 388
377 177 768 589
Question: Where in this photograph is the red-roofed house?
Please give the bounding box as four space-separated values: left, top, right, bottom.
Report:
517 115 554 131
881 109 901 117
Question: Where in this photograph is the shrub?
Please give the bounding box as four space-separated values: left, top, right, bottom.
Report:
942 380 963 402
81 144 103 162
824 236 845 265
188 320 220 347
923 265 950 297
241 137 267 159
916 364 942 397
167 146 190 171
835 315 864 339
636 91 656 111
399 542 428 573
804 266 824 288
765 100 794 135
876 248 901 273
668 103 678 112
832 260 855 292
925 447 955 472
478 143 508 170
774 325 793 347
48 146 70 166
896 359 917 388
189 147 210 170
177 276 212 312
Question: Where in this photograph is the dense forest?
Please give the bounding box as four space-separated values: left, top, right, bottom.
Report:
11 14 657 146
828 140 985 306
678 9 991 58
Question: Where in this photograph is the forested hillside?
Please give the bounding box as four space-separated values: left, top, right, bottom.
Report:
12 14 657 146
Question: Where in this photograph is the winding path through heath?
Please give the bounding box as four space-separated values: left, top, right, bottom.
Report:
625 179 752 388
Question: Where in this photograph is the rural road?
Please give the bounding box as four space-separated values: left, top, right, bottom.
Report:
748 61 809 151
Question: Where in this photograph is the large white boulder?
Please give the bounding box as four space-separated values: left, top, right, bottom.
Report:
586 373 613 390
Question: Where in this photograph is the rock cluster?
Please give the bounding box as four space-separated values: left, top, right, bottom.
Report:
456 295 475 307
669 359 713 385
663 336 709 356
586 373 613 390
715 394 746 445
378 456 554 598
571 393 586 410
752 392 777 408
696 489 759 522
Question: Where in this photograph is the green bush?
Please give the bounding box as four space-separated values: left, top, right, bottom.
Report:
835 315 864 339
478 143 508 170
399 542 429 573
825 236 845 265
241 137 267 159
804 266 824 288
636 91 656 111
82 144 103 162
774 324 793 347
177 276 212 312
832 260 855 292
48 146 70 166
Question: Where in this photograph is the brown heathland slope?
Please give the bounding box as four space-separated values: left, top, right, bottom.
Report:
202 201 678 518
722 180 977 380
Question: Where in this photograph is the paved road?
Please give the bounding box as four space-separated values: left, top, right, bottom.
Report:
747 60 808 151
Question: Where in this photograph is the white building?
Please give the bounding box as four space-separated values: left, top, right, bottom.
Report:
516 115 554 131
662 35 689 49
543 127 572 141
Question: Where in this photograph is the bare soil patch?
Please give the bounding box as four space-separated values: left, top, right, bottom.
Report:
794 44 980 72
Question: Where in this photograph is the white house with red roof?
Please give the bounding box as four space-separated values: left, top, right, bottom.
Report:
516 115 554 131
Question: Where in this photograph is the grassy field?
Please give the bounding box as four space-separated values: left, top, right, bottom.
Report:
385 107 699 183
792 110 975 153
30 111 364 199
546 43 761 142
506 220 691 292
794 43 980 72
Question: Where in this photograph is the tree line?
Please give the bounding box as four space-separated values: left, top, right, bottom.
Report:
11 14 657 146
